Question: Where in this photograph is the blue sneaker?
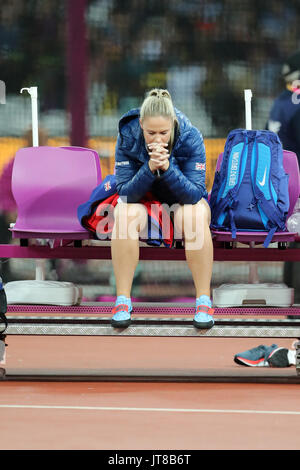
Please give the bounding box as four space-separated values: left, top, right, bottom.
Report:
193 296 214 329
111 295 132 328
234 344 278 367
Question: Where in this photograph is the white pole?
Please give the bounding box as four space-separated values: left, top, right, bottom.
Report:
244 89 252 131
20 87 39 146
244 89 259 283
20 87 44 281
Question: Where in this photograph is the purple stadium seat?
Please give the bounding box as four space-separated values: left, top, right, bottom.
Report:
282 150 300 218
10 146 102 240
210 149 300 243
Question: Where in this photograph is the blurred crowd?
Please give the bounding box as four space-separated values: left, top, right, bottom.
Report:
1 0 300 137
86 0 300 136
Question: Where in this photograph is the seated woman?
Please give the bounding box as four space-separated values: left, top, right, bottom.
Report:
111 88 214 329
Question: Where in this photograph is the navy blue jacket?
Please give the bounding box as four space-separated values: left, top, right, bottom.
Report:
115 108 208 205
267 89 300 164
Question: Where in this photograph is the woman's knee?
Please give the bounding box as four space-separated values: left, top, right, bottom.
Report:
174 199 210 236
114 202 148 237
197 199 211 225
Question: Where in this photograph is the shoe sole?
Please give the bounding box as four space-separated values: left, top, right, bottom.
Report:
234 356 267 367
111 316 132 329
111 319 131 328
193 319 214 330
267 347 290 367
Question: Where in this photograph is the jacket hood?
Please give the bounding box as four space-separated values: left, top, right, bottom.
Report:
118 108 141 137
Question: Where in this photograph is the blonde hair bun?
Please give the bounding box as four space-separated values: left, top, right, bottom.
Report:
140 88 178 150
140 88 176 123
148 88 172 100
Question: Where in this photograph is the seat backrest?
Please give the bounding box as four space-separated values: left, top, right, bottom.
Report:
282 150 300 218
12 146 102 233
213 150 300 219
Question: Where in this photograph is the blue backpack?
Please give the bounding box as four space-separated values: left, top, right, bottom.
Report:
209 129 289 247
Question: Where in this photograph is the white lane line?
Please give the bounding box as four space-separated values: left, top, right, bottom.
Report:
0 405 300 415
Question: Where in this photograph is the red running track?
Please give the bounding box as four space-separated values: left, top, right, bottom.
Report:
1 335 300 450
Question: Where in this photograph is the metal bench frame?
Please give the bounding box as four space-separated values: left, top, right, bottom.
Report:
1 236 300 379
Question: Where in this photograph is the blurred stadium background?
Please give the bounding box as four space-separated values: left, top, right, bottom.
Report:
0 0 298 301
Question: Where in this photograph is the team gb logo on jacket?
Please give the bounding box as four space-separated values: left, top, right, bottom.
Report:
195 162 205 170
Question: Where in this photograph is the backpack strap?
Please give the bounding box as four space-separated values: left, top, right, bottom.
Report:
211 132 248 236
251 135 287 247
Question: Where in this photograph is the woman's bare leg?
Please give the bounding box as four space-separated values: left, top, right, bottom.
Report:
174 199 213 298
111 202 148 297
